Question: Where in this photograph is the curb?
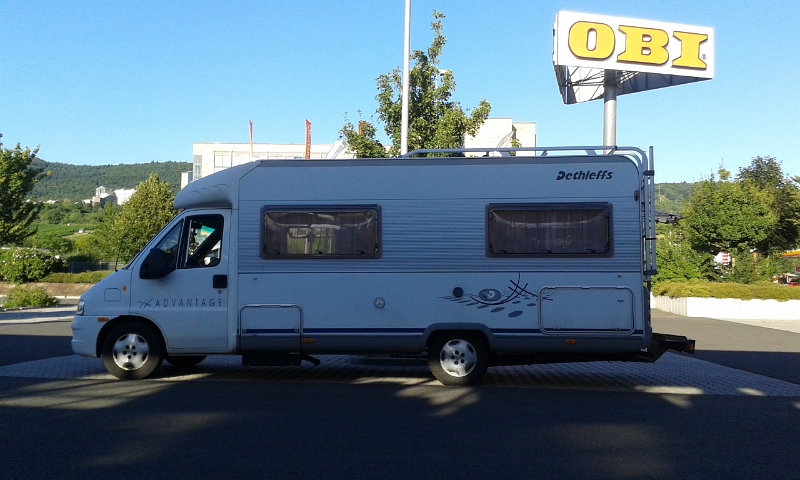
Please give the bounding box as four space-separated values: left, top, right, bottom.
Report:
0 317 74 325
0 295 79 310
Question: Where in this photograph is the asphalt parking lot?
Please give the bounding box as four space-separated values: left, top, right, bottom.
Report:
2 307 799 480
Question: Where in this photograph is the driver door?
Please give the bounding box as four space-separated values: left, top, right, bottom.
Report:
131 210 230 352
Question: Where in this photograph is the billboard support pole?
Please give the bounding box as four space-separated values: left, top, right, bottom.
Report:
603 69 617 148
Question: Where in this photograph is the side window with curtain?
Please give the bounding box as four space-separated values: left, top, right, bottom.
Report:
261 206 380 259
487 204 611 256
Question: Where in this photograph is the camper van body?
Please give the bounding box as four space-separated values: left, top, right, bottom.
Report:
72 147 691 385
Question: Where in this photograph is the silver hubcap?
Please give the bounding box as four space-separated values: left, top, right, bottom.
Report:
112 333 150 371
439 339 477 377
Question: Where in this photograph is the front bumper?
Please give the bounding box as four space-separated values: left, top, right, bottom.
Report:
71 315 103 358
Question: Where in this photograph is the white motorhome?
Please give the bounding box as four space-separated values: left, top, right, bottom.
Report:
71 146 694 385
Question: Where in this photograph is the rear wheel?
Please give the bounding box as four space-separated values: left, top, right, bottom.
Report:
165 355 207 368
101 322 164 380
427 332 489 386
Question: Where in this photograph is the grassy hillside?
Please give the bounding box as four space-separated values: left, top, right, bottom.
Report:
31 159 191 201
655 182 694 215
27 157 697 210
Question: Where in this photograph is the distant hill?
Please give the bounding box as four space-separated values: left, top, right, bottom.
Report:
28 158 698 210
655 182 694 215
31 159 192 201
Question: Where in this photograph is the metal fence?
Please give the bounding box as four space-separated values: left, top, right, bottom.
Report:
67 261 115 273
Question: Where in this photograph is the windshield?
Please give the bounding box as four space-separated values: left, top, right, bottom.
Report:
120 216 183 270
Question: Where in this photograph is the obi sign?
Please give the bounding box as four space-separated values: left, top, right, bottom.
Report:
553 11 714 104
554 11 713 77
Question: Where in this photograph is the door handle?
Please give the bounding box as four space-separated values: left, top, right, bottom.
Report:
213 275 228 289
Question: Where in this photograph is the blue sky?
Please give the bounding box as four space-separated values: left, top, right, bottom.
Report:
1 0 798 183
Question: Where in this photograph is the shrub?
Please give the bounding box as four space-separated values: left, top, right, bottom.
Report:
41 271 112 283
0 248 67 283
2 285 58 309
652 280 800 301
63 253 98 263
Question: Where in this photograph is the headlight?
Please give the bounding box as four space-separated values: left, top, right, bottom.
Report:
76 299 85 315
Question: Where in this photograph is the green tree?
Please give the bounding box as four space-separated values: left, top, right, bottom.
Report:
0 133 47 245
340 114 388 158
23 232 74 256
653 230 713 283
682 168 776 256
97 174 176 263
342 11 491 157
72 234 105 261
39 205 65 224
736 156 800 254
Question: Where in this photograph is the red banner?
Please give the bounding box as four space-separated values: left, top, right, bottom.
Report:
305 120 311 159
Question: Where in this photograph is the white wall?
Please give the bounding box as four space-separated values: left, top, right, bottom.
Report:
652 295 800 320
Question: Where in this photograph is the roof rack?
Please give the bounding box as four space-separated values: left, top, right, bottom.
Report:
401 145 646 158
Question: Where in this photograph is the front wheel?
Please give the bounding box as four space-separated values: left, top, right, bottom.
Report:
427 333 489 386
102 322 164 380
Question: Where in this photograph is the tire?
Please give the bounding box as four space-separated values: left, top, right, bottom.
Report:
165 355 207 368
101 322 164 380
427 332 489 386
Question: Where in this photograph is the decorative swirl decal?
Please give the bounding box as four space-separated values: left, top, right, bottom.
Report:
440 274 549 319
470 273 536 306
478 289 502 302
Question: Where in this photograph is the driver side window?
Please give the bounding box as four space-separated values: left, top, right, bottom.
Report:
182 215 224 269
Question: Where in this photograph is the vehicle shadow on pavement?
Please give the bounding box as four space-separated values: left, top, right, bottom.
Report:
1 369 799 480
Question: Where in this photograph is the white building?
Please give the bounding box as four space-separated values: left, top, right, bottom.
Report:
91 186 137 206
184 118 535 189
464 118 536 155
114 188 136 205
184 142 353 188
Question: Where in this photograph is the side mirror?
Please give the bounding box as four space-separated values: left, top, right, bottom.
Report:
139 249 170 279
